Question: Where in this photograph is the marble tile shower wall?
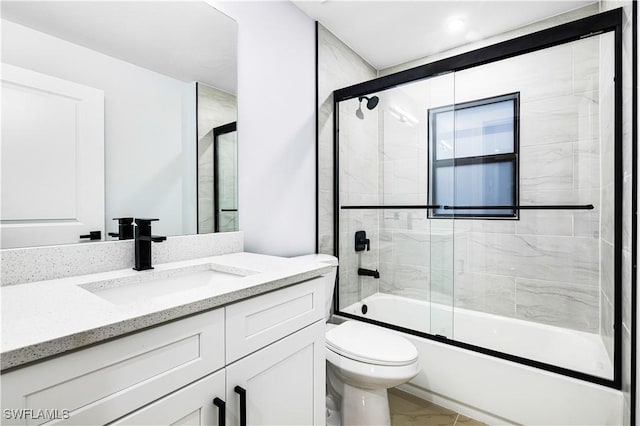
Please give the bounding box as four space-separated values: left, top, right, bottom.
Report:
338 98 380 308
599 1 633 423
599 30 617 365
378 36 610 334
316 24 378 309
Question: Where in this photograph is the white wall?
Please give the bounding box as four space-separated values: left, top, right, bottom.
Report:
1 19 197 238
211 1 316 257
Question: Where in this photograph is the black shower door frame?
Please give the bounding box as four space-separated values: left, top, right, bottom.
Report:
332 8 624 389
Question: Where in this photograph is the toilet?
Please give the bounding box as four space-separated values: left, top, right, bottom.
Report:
294 254 420 426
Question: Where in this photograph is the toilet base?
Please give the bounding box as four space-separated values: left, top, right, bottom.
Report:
328 365 391 426
341 383 390 426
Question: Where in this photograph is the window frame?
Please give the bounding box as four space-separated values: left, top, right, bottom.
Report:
427 92 520 220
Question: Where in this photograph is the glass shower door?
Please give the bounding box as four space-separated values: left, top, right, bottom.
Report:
334 71 456 339
449 32 615 380
427 73 456 339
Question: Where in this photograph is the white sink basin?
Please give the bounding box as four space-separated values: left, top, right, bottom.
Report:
80 264 257 305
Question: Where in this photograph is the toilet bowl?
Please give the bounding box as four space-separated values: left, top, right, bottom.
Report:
293 254 420 426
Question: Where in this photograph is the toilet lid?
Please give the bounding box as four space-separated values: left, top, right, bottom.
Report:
326 321 418 366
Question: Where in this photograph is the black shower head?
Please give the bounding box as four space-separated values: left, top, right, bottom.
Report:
359 95 379 110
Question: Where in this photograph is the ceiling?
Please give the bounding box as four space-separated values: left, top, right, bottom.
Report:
1 1 237 93
293 0 597 70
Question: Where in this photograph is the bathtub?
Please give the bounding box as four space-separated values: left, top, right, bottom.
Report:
341 293 623 425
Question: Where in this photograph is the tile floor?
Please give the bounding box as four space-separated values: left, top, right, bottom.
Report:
389 388 487 426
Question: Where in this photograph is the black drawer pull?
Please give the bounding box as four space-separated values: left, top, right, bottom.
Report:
234 386 247 426
213 397 225 426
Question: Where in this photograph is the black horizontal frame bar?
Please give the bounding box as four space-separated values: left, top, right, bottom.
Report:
220 209 238 212
335 310 616 388
341 204 594 211
443 204 594 210
334 9 622 102
341 205 440 210
434 153 516 167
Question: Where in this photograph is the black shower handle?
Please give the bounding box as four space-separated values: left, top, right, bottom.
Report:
355 230 370 252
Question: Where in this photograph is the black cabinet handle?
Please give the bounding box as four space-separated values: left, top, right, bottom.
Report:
234 386 246 426
213 397 225 426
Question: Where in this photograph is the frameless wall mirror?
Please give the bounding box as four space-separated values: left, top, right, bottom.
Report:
0 1 237 249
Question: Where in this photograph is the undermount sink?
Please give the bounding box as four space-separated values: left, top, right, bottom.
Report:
80 264 257 305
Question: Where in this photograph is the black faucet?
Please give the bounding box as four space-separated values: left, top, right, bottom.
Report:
358 268 380 279
108 217 134 240
133 218 166 271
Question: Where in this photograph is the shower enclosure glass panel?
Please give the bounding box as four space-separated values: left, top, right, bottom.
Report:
335 27 617 382
451 32 615 380
336 74 455 339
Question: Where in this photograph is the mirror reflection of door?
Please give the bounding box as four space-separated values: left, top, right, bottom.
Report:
214 122 238 233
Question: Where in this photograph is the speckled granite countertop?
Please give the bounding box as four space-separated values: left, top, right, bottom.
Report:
1 252 331 371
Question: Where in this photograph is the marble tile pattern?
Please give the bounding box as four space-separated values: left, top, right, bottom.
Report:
388 389 486 426
317 24 377 257
1 231 244 286
598 1 634 421
335 70 381 310
370 35 610 334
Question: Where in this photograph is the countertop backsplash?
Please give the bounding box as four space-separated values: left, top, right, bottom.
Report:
1 232 244 286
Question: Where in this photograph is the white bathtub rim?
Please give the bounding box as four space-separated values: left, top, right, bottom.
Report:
343 292 614 378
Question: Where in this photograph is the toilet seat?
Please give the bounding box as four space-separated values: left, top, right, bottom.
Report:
326 321 418 366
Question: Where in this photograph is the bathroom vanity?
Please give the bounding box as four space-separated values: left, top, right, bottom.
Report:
1 252 329 425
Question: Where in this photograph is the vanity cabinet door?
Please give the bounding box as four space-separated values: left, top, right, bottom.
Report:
109 369 226 426
225 320 325 426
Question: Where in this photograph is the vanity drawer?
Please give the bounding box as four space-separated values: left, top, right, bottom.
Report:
225 277 324 363
1 308 224 426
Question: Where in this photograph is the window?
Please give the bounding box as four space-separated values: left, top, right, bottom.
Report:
428 93 519 219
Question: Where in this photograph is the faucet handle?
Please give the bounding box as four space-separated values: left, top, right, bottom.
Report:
135 218 159 234
110 217 135 240
114 217 134 223
135 218 159 226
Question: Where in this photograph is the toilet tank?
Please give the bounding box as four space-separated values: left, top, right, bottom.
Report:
292 254 338 321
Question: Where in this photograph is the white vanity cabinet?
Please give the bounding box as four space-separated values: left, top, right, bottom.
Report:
1 277 325 426
224 278 326 426
109 369 227 426
1 308 226 426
